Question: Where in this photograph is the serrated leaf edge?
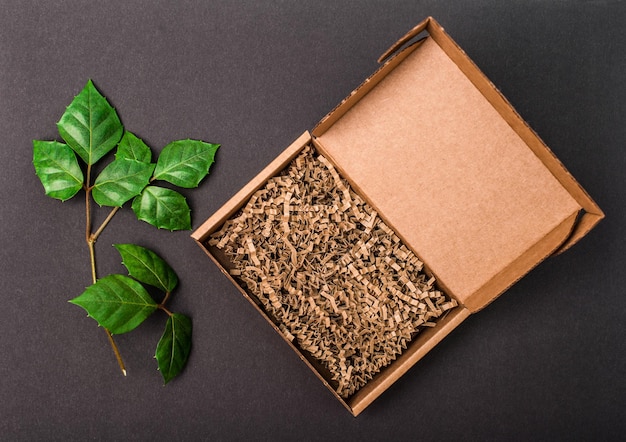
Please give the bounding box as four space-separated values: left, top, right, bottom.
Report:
33 140 84 201
155 313 192 384
114 244 177 293
153 140 219 188
131 186 191 231
69 274 158 334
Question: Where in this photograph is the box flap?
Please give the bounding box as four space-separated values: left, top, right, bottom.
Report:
313 18 602 312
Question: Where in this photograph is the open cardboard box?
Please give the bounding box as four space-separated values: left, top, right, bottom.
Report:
192 17 603 416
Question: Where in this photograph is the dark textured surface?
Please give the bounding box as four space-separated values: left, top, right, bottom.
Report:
1 1 624 440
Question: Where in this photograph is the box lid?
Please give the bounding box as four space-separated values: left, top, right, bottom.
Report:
312 17 603 312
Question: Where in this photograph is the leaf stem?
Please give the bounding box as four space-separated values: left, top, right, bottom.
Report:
158 304 174 317
84 162 127 376
88 239 97 283
91 206 120 242
105 329 127 376
159 291 173 316
161 290 172 307
85 164 92 243
158 292 174 317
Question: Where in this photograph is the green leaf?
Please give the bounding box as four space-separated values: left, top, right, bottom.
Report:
33 140 84 201
70 274 158 334
114 244 178 293
116 131 152 163
155 313 192 384
91 158 155 207
153 139 219 188
57 79 123 165
131 186 191 230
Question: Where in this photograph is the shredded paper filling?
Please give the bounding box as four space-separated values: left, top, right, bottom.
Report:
209 145 457 398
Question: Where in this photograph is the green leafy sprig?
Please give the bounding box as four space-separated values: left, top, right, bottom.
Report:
71 244 192 384
33 80 219 383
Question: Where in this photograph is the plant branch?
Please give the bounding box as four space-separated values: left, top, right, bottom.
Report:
158 303 173 317
105 329 127 376
161 290 172 307
158 291 174 316
88 239 97 284
85 164 92 243
84 163 127 377
91 206 120 242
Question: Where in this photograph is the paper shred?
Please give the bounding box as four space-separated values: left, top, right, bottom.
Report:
209 145 457 398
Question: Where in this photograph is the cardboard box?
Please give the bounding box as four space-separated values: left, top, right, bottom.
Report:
192 17 603 416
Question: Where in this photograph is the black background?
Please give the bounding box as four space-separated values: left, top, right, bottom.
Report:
2 1 624 440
